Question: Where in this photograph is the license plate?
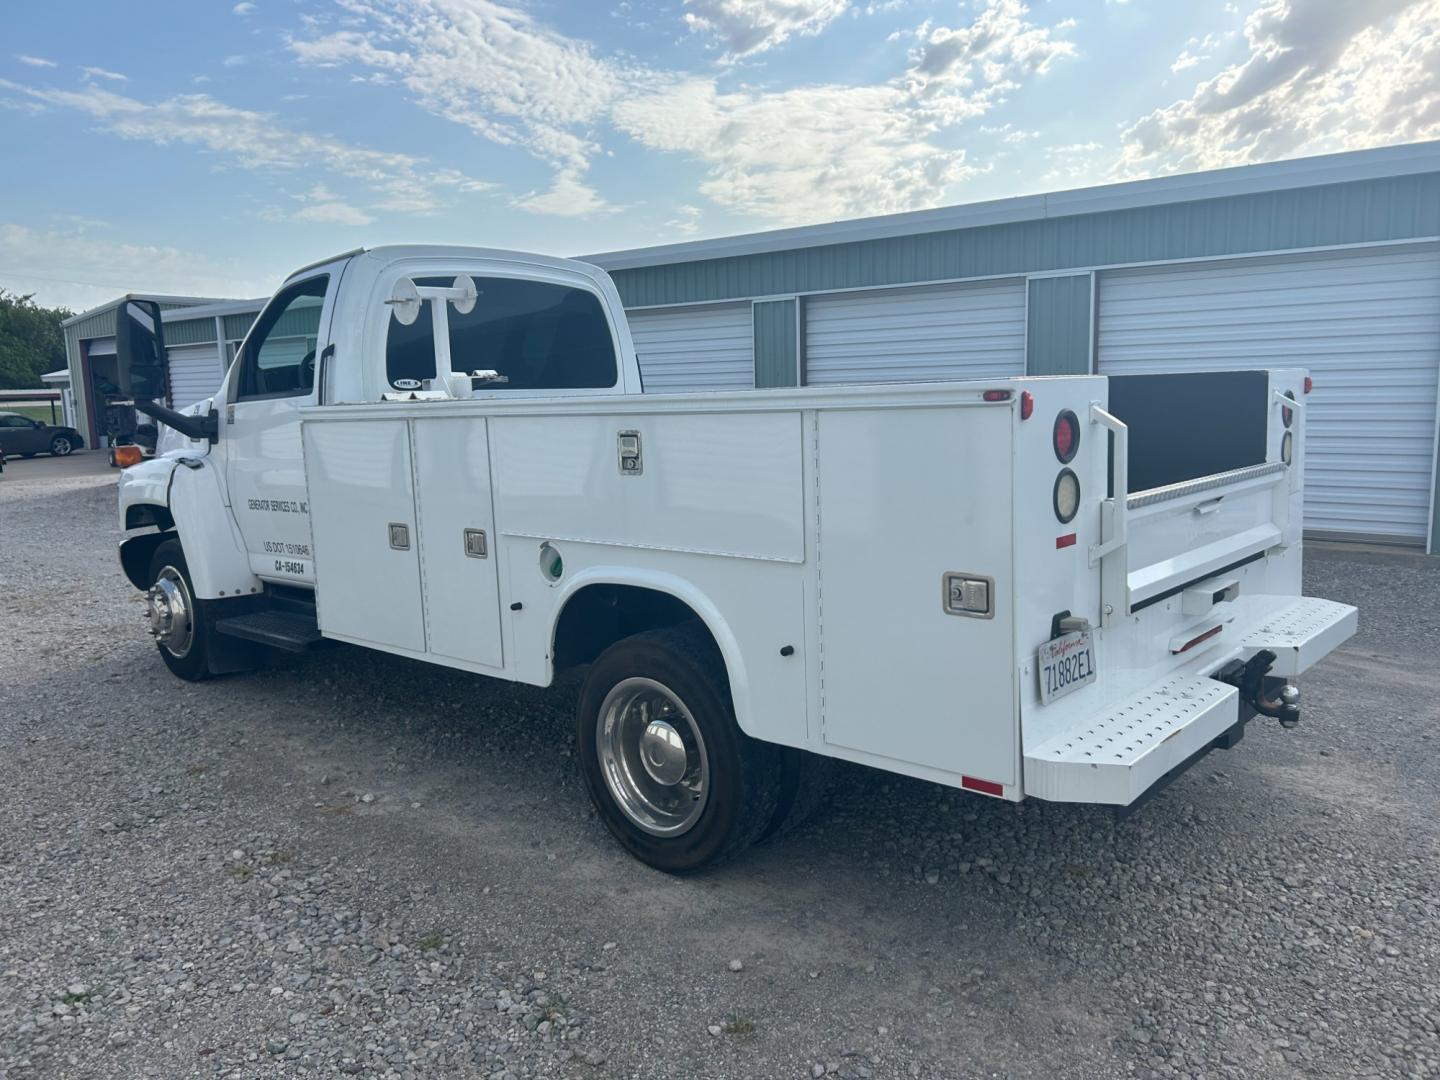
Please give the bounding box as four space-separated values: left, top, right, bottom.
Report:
1037 630 1096 704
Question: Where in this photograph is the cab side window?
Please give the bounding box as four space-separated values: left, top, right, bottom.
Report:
236 276 328 400
385 277 617 391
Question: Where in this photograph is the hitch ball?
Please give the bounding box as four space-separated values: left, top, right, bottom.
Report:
1276 684 1301 729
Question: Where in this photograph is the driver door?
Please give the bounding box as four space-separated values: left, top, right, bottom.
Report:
224 264 344 585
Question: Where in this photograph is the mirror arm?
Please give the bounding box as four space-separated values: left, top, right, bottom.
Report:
133 401 220 443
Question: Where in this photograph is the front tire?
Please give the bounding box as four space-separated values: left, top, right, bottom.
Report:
578 624 781 872
50 435 74 456
146 540 212 681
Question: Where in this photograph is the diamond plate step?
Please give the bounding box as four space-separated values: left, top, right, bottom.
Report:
1024 675 1239 805
214 610 323 652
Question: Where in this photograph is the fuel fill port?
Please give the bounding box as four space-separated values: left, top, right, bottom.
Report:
1217 650 1301 729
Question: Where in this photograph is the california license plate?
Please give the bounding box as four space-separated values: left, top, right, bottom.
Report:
1037 630 1096 704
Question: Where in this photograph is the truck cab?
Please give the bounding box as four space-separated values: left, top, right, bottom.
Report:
113 245 1357 872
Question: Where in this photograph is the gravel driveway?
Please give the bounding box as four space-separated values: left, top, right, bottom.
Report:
1 467 1437 1080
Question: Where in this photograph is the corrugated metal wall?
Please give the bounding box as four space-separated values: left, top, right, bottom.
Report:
627 303 755 391
753 299 798 388
609 174 1440 309
1026 275 1092 376
1098 245 1440 544
804 280 1026 385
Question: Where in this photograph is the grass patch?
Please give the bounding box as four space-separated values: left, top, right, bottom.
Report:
184 763 209 777
722 1013 755 1036
417 933 445 952
60 990 96 1005
225 864 254 881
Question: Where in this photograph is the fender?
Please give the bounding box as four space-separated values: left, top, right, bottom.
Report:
542 565 762 739
117 454 260 599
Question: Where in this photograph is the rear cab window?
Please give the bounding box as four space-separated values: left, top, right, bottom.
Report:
385 277 617 392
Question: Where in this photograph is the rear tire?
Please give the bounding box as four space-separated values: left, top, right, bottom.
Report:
759 748 834 842
146 540 212 682
577 624 781 872
50 435 74 456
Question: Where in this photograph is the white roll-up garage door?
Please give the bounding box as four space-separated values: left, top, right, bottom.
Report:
804 279 1026 386
626 303 754 392
166 344 226 410
1098 245 1440 544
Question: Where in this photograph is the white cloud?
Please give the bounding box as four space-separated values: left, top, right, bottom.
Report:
0 79 488 216
1120 0 1440 176
223 55 248 67
614 77 976 221
262 183 376 225
289 0 1074 225
233 2 257 13
664 204 704 235
80 66 128 82
513 169 615 217
903 0 1076 124
16 55 57 68
290 1 624 211
0 222 267 311
1170 49 1204 73
682 0 850 60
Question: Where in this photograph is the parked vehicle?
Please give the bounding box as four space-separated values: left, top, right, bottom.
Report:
0 411 85 457
111 246 1356 871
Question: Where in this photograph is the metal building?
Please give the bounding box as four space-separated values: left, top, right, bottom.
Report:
64 141 1440 549
62 295 265 450
589 141 1440 551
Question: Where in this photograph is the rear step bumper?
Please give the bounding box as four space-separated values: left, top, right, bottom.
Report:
1023 595 1357 805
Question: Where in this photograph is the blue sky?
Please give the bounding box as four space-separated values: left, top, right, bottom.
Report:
4 0 1438 311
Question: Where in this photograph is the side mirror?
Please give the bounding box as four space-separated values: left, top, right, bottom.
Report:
115 298 220 443
115 299 167 401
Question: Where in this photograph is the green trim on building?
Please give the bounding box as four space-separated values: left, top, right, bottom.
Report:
1026 275 1092 376
610 174 1440 308
224 312 259 341
165 318 219 346
753 299 799 388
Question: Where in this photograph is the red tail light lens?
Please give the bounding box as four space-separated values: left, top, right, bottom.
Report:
1304 376 1313 394
1020 390 1034 420
1282 389 1295 428
1053 410 1079 463
983 389 1012 402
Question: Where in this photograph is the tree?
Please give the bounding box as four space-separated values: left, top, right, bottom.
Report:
0 289 73 389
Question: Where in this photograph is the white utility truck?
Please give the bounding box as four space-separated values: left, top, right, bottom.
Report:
113 245 1357 871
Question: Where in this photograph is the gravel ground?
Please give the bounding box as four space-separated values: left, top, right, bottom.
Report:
0 461 1437 1080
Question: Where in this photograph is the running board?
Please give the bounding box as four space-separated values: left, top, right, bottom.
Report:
213 610 324 652
1024 676 1240 805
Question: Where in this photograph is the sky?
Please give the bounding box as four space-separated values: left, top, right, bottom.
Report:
4 0 1440 313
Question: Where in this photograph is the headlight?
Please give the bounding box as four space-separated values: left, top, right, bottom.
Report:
1053 468 1080 523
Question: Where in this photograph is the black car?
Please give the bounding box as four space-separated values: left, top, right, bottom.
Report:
0 411 85 457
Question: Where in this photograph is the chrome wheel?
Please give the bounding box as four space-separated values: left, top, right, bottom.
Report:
147 566 194 658
596 677 709 836
50 436 72 456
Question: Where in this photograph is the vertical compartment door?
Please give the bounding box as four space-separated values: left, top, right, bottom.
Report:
412 417 504 669
303 418 426 652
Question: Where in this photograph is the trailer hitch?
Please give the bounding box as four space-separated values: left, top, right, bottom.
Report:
1217 650 1301 729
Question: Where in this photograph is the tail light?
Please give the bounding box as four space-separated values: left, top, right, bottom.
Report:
1282 389 1295 428
114 445 143 468
1020 390 1034 420
1053 468 1080 523
982 389 1012 402
1304 376 1313 394
1053 410 1079 463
